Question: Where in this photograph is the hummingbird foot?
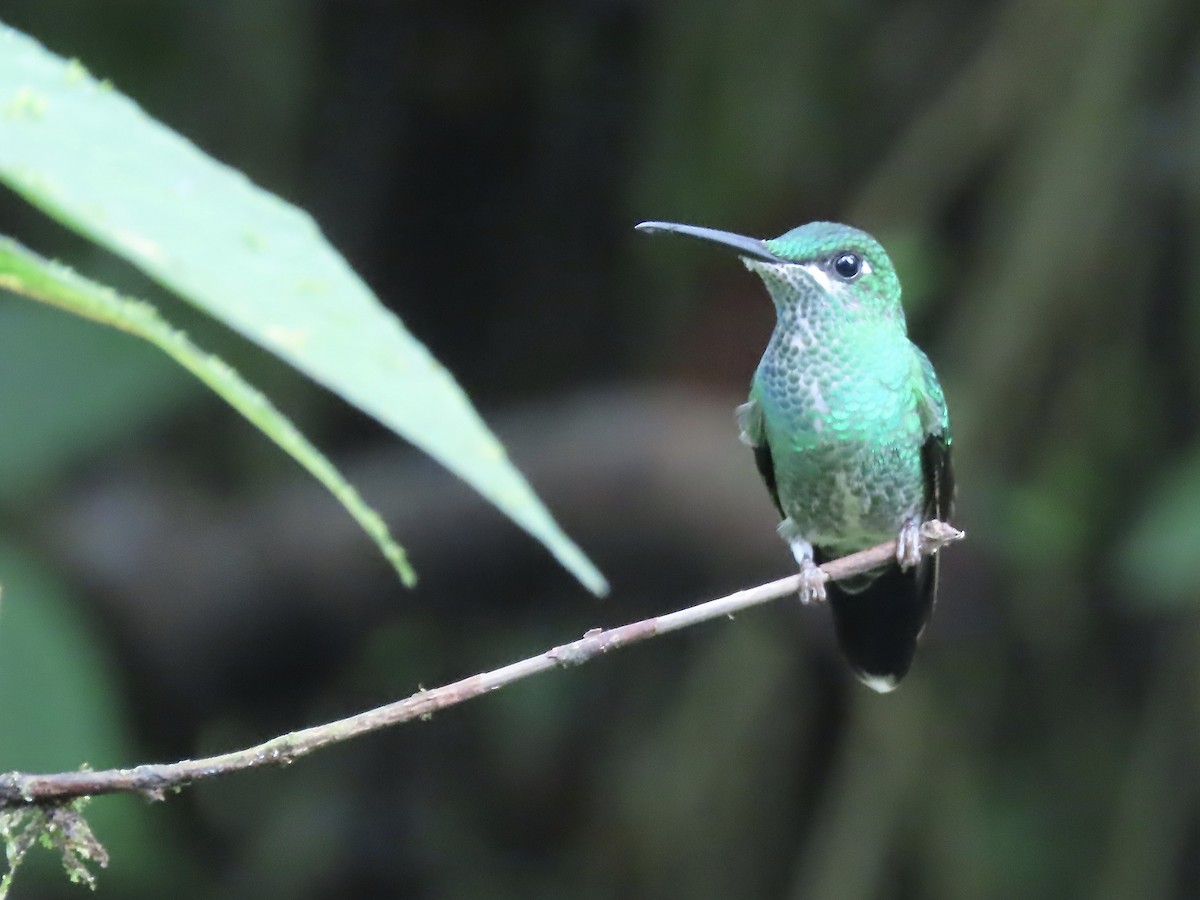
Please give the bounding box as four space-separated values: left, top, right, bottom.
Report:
778 519 827 604
895 517 923 569
796 557 828 605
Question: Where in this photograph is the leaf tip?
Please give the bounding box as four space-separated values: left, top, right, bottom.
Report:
560 547 609 597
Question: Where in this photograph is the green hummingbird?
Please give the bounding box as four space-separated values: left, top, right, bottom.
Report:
637 220 953 692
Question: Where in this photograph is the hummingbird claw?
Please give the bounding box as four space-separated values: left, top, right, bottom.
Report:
798 557 828 605
778 521 827 603
895 517 923 569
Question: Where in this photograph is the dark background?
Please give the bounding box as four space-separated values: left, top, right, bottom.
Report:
1 1 1199 898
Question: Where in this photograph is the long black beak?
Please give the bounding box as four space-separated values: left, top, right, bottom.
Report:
634 221 787 264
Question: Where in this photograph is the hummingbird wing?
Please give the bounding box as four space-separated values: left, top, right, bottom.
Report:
915 347 954 631
736 399 783 516
915 346 954 525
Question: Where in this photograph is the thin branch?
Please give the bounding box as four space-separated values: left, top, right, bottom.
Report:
0 521 963 809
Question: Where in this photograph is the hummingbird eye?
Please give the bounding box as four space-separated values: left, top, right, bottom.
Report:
832 252 862 280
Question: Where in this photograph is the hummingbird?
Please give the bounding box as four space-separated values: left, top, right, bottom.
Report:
637 220 953 692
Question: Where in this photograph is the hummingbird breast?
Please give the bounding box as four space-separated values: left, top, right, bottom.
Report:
753 318 926 554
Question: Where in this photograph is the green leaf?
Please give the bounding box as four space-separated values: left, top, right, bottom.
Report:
0 237 415 585
0 24 606 595
0 540 123 785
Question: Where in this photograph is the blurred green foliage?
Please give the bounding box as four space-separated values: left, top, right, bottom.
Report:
0 542 188 896
0 301 196 505
0 0 1197 898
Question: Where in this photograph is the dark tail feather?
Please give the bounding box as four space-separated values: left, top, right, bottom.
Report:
826 562 935 693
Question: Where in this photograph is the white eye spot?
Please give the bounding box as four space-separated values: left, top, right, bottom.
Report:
801 263 835 293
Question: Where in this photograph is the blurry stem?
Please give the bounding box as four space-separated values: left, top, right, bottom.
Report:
1091 621 1200 900
0 522 964 809
788 681 932 900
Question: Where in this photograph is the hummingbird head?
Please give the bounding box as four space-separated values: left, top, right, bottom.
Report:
635 220 904 326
